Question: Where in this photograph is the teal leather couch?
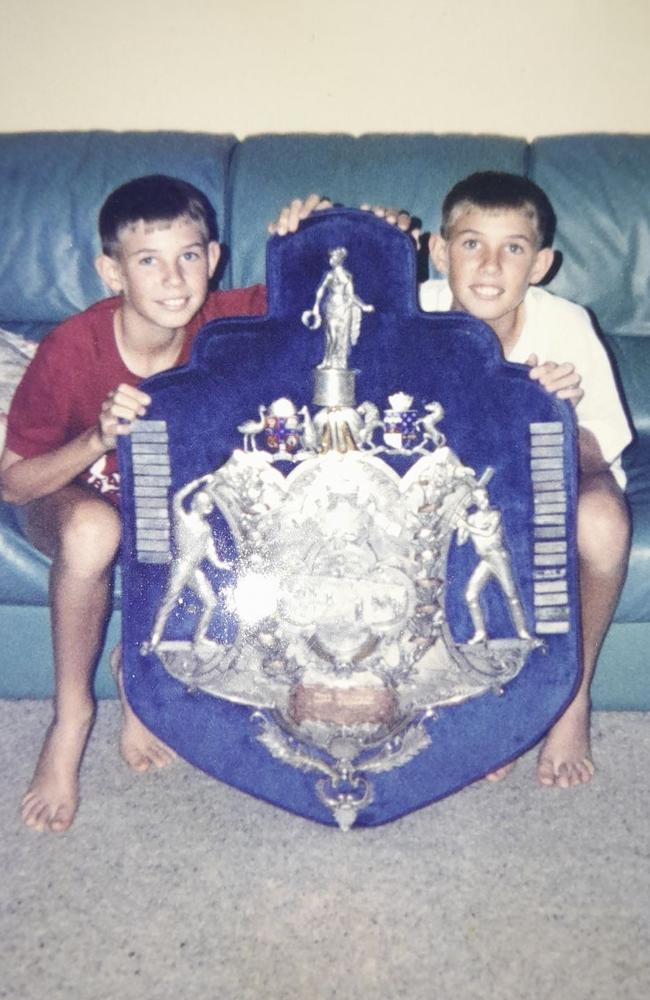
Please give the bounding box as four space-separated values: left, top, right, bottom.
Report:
0 131 648 707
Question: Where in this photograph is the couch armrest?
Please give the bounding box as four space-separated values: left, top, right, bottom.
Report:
0 500 50 605
0 499 123 607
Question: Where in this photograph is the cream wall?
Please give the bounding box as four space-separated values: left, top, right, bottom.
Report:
0 0 648 138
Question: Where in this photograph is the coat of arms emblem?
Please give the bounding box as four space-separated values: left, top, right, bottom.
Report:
119 212 580 829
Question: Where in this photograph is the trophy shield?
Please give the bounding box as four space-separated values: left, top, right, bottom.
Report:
118 209 580 830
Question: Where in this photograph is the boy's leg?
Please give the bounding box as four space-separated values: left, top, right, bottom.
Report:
110 644 177 772
20 486 121 832
537 468 630 787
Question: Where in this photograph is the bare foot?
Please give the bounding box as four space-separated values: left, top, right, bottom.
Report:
485 761 516 783
537 697 595 788
110 646 177 772
21 709 95 833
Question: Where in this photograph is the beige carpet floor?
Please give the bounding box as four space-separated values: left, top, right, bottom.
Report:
2 702 649 1000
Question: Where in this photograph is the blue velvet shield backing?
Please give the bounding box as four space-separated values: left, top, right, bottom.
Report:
118 209 580 828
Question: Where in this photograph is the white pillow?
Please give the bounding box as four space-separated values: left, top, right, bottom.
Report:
0 329 38 453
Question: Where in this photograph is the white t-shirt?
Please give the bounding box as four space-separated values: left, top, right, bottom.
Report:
419 279 632 486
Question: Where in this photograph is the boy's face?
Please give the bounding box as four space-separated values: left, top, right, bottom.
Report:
429 208 554 338
96 215 220 334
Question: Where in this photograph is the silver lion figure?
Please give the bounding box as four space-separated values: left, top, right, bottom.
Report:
302 247 375 370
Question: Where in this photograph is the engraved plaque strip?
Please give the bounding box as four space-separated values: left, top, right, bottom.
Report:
131 420 171 563
529 422 571 634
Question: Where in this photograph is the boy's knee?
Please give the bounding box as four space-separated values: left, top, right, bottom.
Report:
577 476 630 569
57 496 121 571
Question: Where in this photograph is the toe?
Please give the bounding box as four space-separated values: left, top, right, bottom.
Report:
21 792 41 820
123 748 152 773
485 762 515 783
566 764 583 788
573 758 595 786
147 743 176 769
537 756 557 786
122 737 176 772
23 798 48 831
538 755 595 788
556 765 572 789
21 790 37 813
582 757 596 779
147 746 167 769
49 807 74 833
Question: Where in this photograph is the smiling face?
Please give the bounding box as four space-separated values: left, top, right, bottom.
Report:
429 207 554 349
96 214 220 337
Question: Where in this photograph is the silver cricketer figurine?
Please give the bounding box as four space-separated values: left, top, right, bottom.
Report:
144 474 231 651
455 486 531 643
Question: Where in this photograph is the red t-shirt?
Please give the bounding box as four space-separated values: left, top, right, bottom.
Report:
6 285 267 503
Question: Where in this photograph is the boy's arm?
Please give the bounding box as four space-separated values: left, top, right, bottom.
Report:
0 383 150 506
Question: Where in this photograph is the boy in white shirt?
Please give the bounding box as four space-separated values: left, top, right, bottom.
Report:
421 171 632 787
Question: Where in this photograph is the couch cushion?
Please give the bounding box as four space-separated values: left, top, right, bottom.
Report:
618 458 650 623
0 500 122 607
0 131 237 330
0 501 49 604
608 334 650 439
226 133 527 289
530 134 650 338
606 335 650 621
0 328 37 452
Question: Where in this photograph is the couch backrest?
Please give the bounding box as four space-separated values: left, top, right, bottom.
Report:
0 131 236 334
530 134 650 339
225 133 527 290
0 130 648 345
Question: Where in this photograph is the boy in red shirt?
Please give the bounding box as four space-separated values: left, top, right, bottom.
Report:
1 175 276 832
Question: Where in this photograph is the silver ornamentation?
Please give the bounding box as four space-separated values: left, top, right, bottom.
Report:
455 486 531 644
237 405 267 451
142 475 232 653
301 247 374 372
302 247 375 408
147 406 539 826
